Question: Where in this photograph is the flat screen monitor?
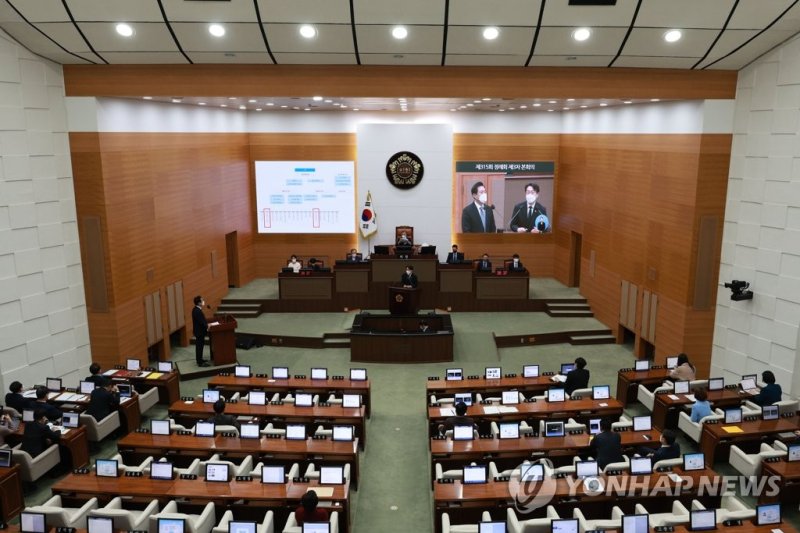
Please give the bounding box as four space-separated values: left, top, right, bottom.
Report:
479 522 507 533
302 524 330 533
690 510 716 531
248 391 266 406
319 465 344 484
117 383 132 398
286 424 306 440
666 356 679 369
261 465 285 484
158 361 174 372
20 512 46 533
544 421 565 438
150 462 174 480
551 519 579 533
633 416 652 432
62 412 79 428
234 365 251 378
630 457 652 475
673 381 690 394
501 390 519 405
228 522 257 533
272 367 289 379
622 514 649 533
158 518 186 533
350 368 367 381
634 360 650 371
96 458 118 478
342 394 361 408
740 378 757 391
295 393 313 407
708 377 724 391
498 422 520 439
592 385 610 400
485 367 501 380
205 463 231 482
756 504 781 526
420 245 436 255
724 408 742 424
453 424 473 441
333 425 354 442
88 517 114 533
454 393 472 406
46 377 61 392
575 460 598 478
547 389 565 403
311 368 328 380
523 365 539 378
151 419 171 435
446 368 463 381
126 359 141 371
788 444 800 462
463 464 487 484
373 245 390 255
202 389 220 403
195 421 215 437
560 363 575 375
742 373 757 384
22 409 34 422
588 418 601 435
520 463 544 482
683 453 705 471
240 423 260 439
79 380 96 394
0 449 11 468
762 405 779 420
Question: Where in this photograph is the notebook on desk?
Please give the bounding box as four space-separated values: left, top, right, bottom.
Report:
311 487 334 497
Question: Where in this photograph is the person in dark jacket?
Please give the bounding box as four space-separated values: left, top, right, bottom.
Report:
21 408 61 457
752 370 782 406
32 386 62 422
86 363 105 386
207 399 239 429
564 357 590 396
439 401 475 435
638 428 680 463
5 381 30 412
85 377 119 421
588 418 624 470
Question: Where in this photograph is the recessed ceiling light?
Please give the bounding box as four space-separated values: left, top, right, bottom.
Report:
450 109 456 112
563 107 569 110
483 27 499 40
256 108 262 111
248 99 256 103
239 105 246 110
221 104 227 107
508 107 515 110
520 105 527 109
300 25 317 39
650 98 660 102
142 96 152 100
572 27 591 42
664 29 682 43
599 102 608 107
324 99 332 103
623 100 632 104
482 98 491 101
532 103 541 107
392 26 408 39
292 106 299 110
228 97 237 101
304 108 311 111
198 102 206 106
547 109 554 112
280 105 287 108
115 23 133 37
266 102 274 106
580 105 587 108
567 98 575 102
353 108 359 111
313 96 323 101
209 24 225 37
548 100 557 104
473 100 481 104
171 98 182 103
341 105 348 108
467 103 474 107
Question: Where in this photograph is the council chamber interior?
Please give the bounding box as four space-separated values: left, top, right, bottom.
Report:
1 1 800 533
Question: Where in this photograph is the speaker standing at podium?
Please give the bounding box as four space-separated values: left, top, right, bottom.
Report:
192 295 210 367
401 265 418 288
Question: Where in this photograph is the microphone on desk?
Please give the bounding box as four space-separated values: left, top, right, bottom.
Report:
508 205 522 227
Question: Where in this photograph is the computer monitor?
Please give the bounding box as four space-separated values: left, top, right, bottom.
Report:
272 367 289 379
708 377 724 391
20 512 46 533
333 425 354 442
446 368 463 381
740 378 757 391
158 517 186 533
117 383 132 398
302 524 330 533
666 356 679 369
205 463 231 482
520 463 544 482
46 377 61 392
228 521 257 533
689 510 716 531
22 409 34 422
453 424 474 441
320 465 344 484
79 380 96 394
87 516 114 533
630 457 653 475
560 363 575 375
350 368 367 381
151 419 171 435
311 368 328 380
286 424 306 440
420 245 436 255
742 373 757 384
454 392 472 406
195 421 215 437
523 365 539 378
295 393 313 407
547 389 565 403
575 460 598 478
150 462 174 480
96 458 118 478
501 390 519 405
588 418 601 435
762 405 779 420
683 453 705 471
724 408 742 424
788 444 800 461
632 416 652 431
0 449 11 468
62 412 79 428
373 245 390 255
592 385 610 400
158 361 174 372
634 360 650 371
673 380 690 394
551 519 579 533
126 359 141 371
622 514 649 533
202 389 220 403
463 465 488 484
498 422 520 439
248 391 266 406
479 522 507 533
240 423 260 439
756 504 781 526
544 421 565 438
261 465 285 484
342 394 361 408
485 367 501 380
234 365 251 378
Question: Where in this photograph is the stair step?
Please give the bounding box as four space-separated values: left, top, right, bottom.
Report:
548 310 594 316
226 310 261 318
547 302 590 308
570 334 616 345
218 303 262 309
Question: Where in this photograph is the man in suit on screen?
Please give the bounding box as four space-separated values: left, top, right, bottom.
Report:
461 181 496 233
510 182 548 233
192 295 210 367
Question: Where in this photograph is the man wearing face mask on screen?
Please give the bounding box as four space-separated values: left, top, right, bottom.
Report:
461 181 496 233
510 182 548 233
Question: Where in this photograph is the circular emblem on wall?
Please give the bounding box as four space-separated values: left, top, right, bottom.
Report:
386 152 424 189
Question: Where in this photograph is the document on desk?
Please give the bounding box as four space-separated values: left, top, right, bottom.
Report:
722 426 744 433
439 408 456 417
684 394 696 402
146 372 163 379
22 390 37 398
184 400 195 405
55 392 82 402
311 487 334 497
137 371 152 378
667 394 681 400
482 406 501 415
551 375 567 383
497 406 518 414
103 369 118 376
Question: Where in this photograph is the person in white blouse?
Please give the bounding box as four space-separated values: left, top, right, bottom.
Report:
287 255 302 273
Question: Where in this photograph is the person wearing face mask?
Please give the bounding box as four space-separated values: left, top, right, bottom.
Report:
508 253 526 272
401 265 418 288
287 254 302 273
477 253 492 272
192 295 210 367
346 248 361 263
510 183 548 233
461 181 496 233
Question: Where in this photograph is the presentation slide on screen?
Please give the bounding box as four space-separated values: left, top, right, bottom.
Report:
255 161 355 234
454 161 555 234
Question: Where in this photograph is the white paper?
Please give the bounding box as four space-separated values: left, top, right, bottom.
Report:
209 321 220 327
311 487 334 497
668 473 683 483
598 402 608 407
551 375 567 383
22 390 37 398
268 379 276 383
483 406 500 415
439 408 456 417
497 406 518 414
184 400 194 405
103 369 117 376
685 394 696 402
137 371 151 378
668 394 680 400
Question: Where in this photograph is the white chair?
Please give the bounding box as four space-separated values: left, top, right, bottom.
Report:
282 510 338 533
11 443 60 482
430 394 455 406
150 501 216 533
89 497 158 531
637 382 673 412
146 457 201 476
490 460 554 480
611 415 633 430
304 463 350 482
574 507 625 532
442 511 492 533
260 423 286 437
691 497 755 521
200 454 254 477
314 425 332 437
435 461 476 481
24 495 98 529
569 388 592 399
193 424 239 437
213 511 274 533
80 411 120 442
744 399 800 415
678 410 723 443
553 456 582 475
105 453 154 473
653 457 683 470
326 393 343 405
507 506 561 533
729 442 786 477
634 501 690 527
602 455 630 473
249 462 300 479
138 387 160 416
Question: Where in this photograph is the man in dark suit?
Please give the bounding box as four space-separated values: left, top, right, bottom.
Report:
476 253 492 272
85 377 120 421
564 357 590 395
588 418 624 470
638 428 680 462
461 181 496 233
32 386 62 422
401 265 418 288
207 399 239 429
21 408 61 457
346 248 361 262
439 402 475 435
86 363 105 386
446 244 464 264
509 183 548 233
5 381 30 413
753 370 782 406
192 295 210 367
508 254 526 272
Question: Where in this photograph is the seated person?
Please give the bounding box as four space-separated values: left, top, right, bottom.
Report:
638 428 680 462
690 387 713 422
86 362 105 386
476 253 492 272
752 370 782 406
418 320 431 333
396 231 412 246
5 381 29 412
669 353 696 381
207 398 239 429
21 408 61 457
401 265 418 288
0 413 14 447
508 254 526 272
588 418 624 470
446 244 464 264
85 377 120 421
438 401 474 436
32 386 62 422
287 255 302 273
563 357 590 396
295 490 329 526
306 258 321 271
346 248 361 262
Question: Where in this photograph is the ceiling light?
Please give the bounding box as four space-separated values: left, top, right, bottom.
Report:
664 29 682 43
580 105 587 108
572 27 591 42
266 102 274 106
248 99 256 103
209 24 225 37
508 107 515 110
115 23 133 37
498 109 505 112
353 108 359 111
313 96 323 101
341 105 347 108
292 106 299 110
548 100 557 104
228 97 237 100
483 27 499 40
300 25 317 38
599 102 608 107
623 100 632 104
650 98 660 102
256 108 262 111
280 105 287 108
547 109 554 112
482 98 491 101
239 105 246 110
567 98 575 102
198 102 206 106
450 109 456 112
563 107 569 110
324 99 332 103
221 104 227 107
533 103 541 107
304 108 311 111
520 105 527 109
473 100 481 104
142 96 152 100
467 103 474 107
392 26 408 39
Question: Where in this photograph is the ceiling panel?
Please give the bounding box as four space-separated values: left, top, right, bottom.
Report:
65 0 164 23
699 29 798 69
79 22 177 52
355 24 442 54
187 52 274 64
6 0 67 23
99 52 191 64
621 28 718 58
542 0 639 26
635 0 736 29
533 26 628 57
728 0 800 29
448 0 542 26
171 22 266 52
359 53 441 66
527 55 615 67
161 0 257 23
265 23 355 54
612 56 701 69
445 54 527 67
353 0 446 25
446 26 534 55
257 0 352 24
272 52 356 64
34 22 92 53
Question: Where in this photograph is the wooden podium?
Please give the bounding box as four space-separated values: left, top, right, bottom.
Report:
209 315 238 365
388 287 420 315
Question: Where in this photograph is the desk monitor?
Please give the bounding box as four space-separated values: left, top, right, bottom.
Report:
126 358 141 371
575 460 598 478
788 444 800 461
158 361 174 372
79 380 96 394
311 367 328 380
622 514 649 533
420 245 437 255
673 380 690 394
62 412 79 428
689 510 716 531
485 367 501 380
551 519 579 533
22 409 34 422
295 393 314 407
446 368 463 381
272 367 289 380
205 463 231 482
499 422 520 439
46 377 62 392
740 378 758 391
630 457 652 475
151 419 171 435
202 389 220 403
479 522 507 533
96 458 118 478
683 453 705 471
20 512 46 533
762 405 779 420
117 383 132 398
229 522 257 533
634 360 650 371
666 356 679 369
547 389 565 403
150 462 174 480
0 449 11 468
195 421 215 437
463 464 488 484
521 463 544 482
724 408 742 424
373 245 390 255
560 363 575 375
302 524 330 533
158 517 186 533
588 418 601 435
708 377 724 391
248 391 266 406
320 465 344 485
632 415 652 432
240 423 260 439
501 390 519 405
350 368 367 381
286 424 306 440
592 385 610 400
234 365 251 378
523 365 539 378
544 421 565 438
261 465 285 484
454 392 472 406
342 394 361 408
333 425 354 442
756 503 781 526
88 516 114 533
453 424 474 441
742 373 757 384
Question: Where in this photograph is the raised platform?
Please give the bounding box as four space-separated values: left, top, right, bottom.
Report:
349 313 454 363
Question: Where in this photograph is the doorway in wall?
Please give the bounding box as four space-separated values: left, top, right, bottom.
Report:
569 231 582 287
225 231 239 288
